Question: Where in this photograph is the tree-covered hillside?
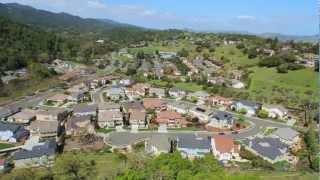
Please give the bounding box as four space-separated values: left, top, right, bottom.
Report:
0 16 69 71
0 3 140 33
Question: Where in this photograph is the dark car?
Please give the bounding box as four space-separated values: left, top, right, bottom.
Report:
218 132 225 135
232 131 239 134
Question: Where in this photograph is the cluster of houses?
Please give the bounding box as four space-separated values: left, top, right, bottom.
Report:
145 134 240 163
1 68 28 84
0 74 298 171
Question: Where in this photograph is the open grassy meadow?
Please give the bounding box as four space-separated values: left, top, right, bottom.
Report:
175 82 203 92
248 67 318 107
213 45 259 67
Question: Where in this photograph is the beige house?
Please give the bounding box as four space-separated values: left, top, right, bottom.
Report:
29 120 60 138
45 94 70 106
66 115 94 136
129 110 147 129
8 109 37 124
98 110 123 128
36 108 68 122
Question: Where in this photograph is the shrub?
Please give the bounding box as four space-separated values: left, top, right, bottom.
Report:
258 109 269 118
277 64 289 73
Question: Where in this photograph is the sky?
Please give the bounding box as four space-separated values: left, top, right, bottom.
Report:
0 0 318 35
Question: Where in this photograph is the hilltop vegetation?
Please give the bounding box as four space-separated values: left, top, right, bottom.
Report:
2 150 317 180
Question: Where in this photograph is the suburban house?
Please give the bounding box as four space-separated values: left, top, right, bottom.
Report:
159 51 177 59
190 106 211 123
155 111 187 128
0 106 21 121
176 134 211 159
166 101 194 115
66 115 94 136
230 79 245 89
119 79 134 87
143 98 167 111
207 111 235 129
273 128 301 149
145 134 172 155
262 105 289 120
168 87 186 99
231 100 262 116
105 87 125 101
243 137 290 164
73 104 97 118
0 159 8 172
29 120 60 138
153 61 164 79
208 96 233 108
129 110 147 129
149 88 166 98
67 83 89 94
7 109 37 124
0 122 29 143
98 110 123 128
98 102 121 112
124 87 140 101
131 83 151 97
229 70 243 80
67 91 87 103
36 108 68 122
45 94 70 106
122 101 145 114
188 91 210 105
12 139 56 168
211 136 240 162
207 76 225 85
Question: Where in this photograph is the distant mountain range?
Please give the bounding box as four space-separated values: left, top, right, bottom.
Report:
259 33 318 43
0 2 317 43
0 3 141 33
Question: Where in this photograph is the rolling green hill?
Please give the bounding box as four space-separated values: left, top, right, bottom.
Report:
0 16 69 71
0 3 141 33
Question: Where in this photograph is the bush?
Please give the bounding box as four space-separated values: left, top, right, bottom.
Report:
239 108 247 114
259 56 283 67
258 109 269 118
247 48 258 59
277 64 289 73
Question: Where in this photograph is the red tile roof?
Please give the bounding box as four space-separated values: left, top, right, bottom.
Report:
0 159 6 166
212 135 236 153
143 98 166 110
155 111 187 125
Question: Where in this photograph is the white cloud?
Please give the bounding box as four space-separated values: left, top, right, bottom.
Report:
236 15 256 21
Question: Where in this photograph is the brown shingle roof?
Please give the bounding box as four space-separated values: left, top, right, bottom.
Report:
212 135 237 153
143 98 165 110
155 111 187 124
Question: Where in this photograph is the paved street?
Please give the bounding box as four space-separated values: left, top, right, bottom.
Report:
91 86 109 104
104 114 291 147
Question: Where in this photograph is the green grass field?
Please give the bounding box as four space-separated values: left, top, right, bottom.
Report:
0 143 15 150
248 67 318 107
175 82 203 92
70 152 124 179
149 79 170 87
213 45 259 67
234 171 318 180
129 40 196 55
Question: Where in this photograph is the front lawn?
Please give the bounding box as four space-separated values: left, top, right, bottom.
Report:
96 128 115 134
0 143 15 150
175 82 203 92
